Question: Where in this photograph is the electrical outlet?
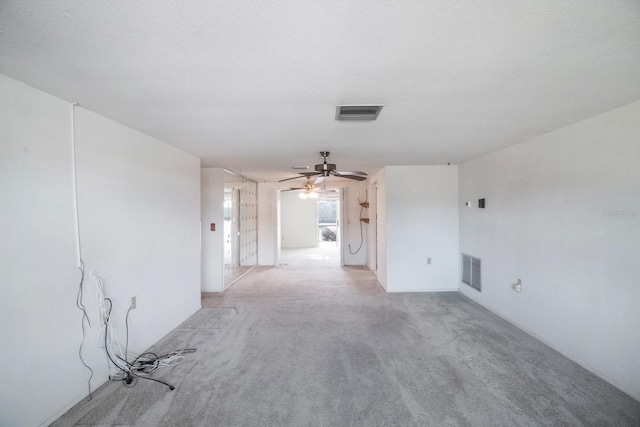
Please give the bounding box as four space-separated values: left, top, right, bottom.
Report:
512 279 522 293
131 296 137 309
427 257 432 265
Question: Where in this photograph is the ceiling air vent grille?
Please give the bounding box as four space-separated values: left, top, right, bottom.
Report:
336 105 383 121
462 254 481 292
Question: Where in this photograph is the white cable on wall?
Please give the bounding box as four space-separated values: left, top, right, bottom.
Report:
93 273 128 376
72 102 94 399
71 102 82 267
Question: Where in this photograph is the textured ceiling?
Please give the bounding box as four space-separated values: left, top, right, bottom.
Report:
1 1 639 182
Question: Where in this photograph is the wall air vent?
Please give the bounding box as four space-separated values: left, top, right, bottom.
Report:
462 254 481 292
335 105 383 121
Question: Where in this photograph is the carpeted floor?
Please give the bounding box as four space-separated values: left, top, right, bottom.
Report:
53 261 640 426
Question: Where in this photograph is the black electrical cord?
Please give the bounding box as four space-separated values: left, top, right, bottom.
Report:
125 306 132 362
348 204 365 254
76 260 94 400
121 306 136 387
125 352 175 390
103 299 175 391
103 299 129 377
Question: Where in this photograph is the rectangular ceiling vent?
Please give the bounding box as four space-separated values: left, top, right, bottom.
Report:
462 253 481 292
336 105 383 121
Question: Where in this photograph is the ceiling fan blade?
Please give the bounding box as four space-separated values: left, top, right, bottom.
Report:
333 170 367 176
278 176 302 183
278 172 320 182
283 153 365 183
334 174 367 181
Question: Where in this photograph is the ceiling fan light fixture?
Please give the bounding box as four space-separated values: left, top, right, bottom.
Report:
336 105 383 121
299 191 319 199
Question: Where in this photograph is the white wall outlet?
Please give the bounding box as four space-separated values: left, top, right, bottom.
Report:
512 279 522 293
465 201 472 207
131 296 137 309
427 257 432 264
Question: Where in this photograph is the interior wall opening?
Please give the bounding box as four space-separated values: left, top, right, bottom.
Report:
277 188 343 267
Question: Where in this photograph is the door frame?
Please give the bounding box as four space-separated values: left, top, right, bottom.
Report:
275 187 344 266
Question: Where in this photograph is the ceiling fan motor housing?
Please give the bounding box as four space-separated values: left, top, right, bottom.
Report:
315 163 336 176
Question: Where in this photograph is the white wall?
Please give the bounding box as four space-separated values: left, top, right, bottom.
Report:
369 169 387 288
75 105 202 356
0 74 202 426
459 100 640 400
201 168 225 292
0 74 81 427
382 166 460 292
281 191 318 248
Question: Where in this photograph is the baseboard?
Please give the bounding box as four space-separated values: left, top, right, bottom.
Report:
224 265 257 290
386 287 458 293
39 375 110 427
374 279 386 292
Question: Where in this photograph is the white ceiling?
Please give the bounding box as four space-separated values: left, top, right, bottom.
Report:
1 1 639 182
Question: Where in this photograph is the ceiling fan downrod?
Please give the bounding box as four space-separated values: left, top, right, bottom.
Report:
316 151 336 176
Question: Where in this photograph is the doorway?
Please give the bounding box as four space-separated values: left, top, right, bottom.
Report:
277 188 342 266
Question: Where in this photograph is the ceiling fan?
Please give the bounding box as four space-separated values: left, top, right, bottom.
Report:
282 177 338 199
279 151 367 184
283 177 321 198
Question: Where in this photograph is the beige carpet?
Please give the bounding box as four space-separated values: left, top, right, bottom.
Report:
53 261 640 426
